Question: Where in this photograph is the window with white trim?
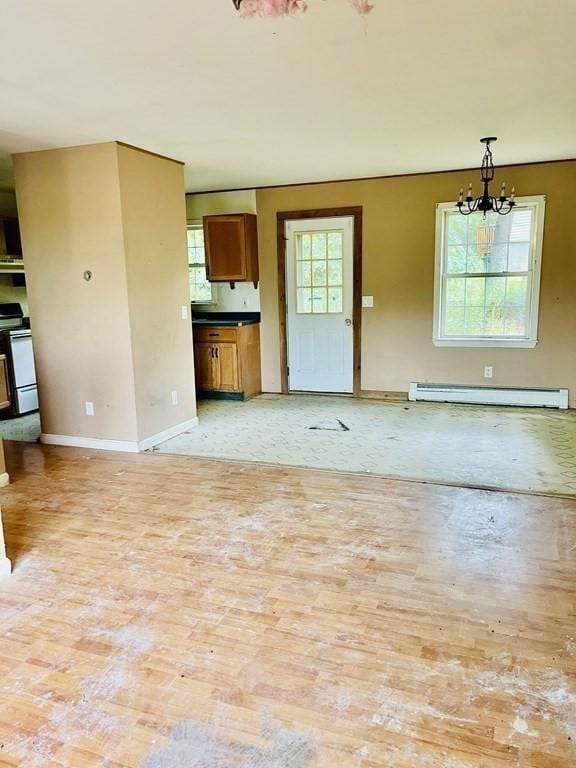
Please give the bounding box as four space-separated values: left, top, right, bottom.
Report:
434 196 545 347
187 224 215 304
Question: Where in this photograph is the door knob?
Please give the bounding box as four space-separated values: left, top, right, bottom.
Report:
345 318 352 326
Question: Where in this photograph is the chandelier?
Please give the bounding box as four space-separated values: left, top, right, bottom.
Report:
457 137 516 216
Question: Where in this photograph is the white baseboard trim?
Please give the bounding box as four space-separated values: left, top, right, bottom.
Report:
0 472 9 487
0 557 11 581
41 434 140 452
40 417 199 454
138 417 199 451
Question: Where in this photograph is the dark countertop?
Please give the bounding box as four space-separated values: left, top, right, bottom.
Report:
192 311 260 328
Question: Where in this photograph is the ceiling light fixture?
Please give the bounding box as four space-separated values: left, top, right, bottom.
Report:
457 137 516 216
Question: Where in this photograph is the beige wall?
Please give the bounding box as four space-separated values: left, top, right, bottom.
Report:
256 161 576 405
186 190 260 313
14 141 196 446
118 144 196 441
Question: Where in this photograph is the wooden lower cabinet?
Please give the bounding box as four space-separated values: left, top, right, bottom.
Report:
193 324 261 400
193 343 216 392
214 342 240 391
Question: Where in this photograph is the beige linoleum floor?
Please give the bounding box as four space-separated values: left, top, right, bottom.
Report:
156 394 576 496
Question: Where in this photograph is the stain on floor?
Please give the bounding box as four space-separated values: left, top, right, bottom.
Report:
142 716 316 768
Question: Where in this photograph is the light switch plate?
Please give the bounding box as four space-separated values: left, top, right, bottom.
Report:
484 366 494 379
85 401 95 416
362 295 374 308
181 305 188 320
171 390 178 406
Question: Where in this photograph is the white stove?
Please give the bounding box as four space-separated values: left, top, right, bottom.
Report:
0 303 38 416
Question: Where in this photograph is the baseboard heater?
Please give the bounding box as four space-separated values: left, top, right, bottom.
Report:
408 383 569 409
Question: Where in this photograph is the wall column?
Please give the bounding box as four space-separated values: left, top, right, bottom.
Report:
13 141 197 451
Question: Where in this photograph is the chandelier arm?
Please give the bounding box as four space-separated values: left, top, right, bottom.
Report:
495 200 516 216
459 199 477 216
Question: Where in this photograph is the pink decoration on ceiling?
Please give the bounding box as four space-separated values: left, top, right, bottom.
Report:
236 0 376 18
350 0 374 14
238 0 308 17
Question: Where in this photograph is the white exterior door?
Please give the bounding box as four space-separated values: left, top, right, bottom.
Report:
285 216 354 393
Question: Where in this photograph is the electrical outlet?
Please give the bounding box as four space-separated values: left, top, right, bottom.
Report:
181 305 188 320
171 390 178 406
362 295 374 308
484 366 494 379
85 401 95 416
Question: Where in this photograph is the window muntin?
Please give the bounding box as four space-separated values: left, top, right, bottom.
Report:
187 225 214 304
295 230 344 314
434 197 545 347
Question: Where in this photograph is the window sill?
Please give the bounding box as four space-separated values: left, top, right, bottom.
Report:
433 338 538 349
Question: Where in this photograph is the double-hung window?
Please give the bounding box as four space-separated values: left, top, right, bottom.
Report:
434 196 545 347
187 223 215 304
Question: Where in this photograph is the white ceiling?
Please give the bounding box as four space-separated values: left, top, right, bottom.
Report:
0 0 575 193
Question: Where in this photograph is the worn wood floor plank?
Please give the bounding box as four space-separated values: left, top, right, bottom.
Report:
0 441 574 767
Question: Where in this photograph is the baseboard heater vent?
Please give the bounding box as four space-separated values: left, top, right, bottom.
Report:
408 383 569 409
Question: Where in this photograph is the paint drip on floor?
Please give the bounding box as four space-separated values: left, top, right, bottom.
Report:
142 716 316 768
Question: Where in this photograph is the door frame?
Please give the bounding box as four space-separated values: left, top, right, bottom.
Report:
277 206 363 396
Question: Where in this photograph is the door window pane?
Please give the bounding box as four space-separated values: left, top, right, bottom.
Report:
299 234 311 259
327 232 343 258
328 287 343 313
312 261 327 286
328 260 343 286
297 287 312 313
297 261 311 287
311 233 327 260
312 288 327 313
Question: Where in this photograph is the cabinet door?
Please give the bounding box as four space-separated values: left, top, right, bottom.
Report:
214 343 240 391
204 215 248 282
193 343 215 391
0 355 10 410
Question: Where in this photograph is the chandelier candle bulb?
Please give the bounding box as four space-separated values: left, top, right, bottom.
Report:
458 189 464 202
467 184 473 200
501 183 506 199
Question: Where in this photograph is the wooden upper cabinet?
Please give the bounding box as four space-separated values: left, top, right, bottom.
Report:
203 213 259 286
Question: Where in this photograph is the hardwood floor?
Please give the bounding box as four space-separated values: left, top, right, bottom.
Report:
0 441 574 767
